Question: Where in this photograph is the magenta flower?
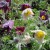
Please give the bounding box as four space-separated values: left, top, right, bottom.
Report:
3 20 14 29
15 26 25 35
39 10 48 20
6 0 11 2
20 3 31 11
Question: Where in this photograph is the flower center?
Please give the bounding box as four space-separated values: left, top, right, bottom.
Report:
24 10 31 17
36 31 45 39
41 15 46 20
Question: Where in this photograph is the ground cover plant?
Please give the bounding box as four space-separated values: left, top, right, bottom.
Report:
0 0 50 50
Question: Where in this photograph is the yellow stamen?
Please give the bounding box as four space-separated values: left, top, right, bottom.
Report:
24 10 31 17
36 30 45 39
41 15 46 20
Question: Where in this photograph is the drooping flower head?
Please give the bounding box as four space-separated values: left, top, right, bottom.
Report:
15 26 25 35
31 30 46 43
22 8 34 20
20 3 31 11
40 10 48 20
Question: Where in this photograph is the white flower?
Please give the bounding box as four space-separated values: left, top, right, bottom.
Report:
23 33 31 44
31 30 47 43
22 8 34 20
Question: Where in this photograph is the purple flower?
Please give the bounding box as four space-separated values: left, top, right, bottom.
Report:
1 20 14 33
40 10 48 20
0 1 7 8
20 3 31 11
0 1 10 13
40 11 45 17
2 20 14 29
